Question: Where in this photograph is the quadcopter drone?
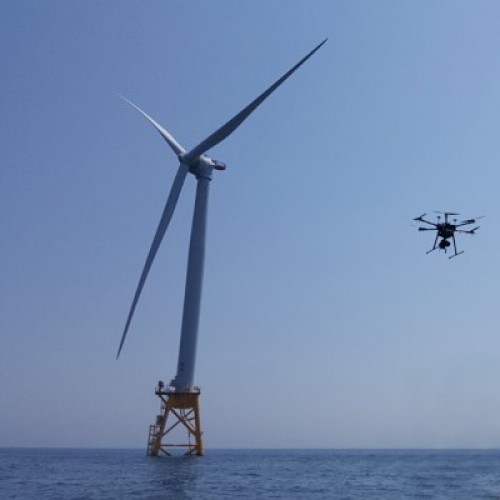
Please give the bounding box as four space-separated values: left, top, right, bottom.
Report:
414 211 483 259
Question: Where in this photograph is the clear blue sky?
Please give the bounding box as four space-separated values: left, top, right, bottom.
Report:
1 0 500 449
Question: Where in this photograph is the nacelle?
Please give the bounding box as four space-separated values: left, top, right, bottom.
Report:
212 159 227 171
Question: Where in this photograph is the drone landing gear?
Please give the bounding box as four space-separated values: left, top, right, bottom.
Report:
448 235 463 259
426 233 440 254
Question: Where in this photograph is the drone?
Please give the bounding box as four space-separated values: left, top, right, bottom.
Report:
414 211 483 258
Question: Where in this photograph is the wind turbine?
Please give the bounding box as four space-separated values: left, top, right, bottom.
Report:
117 39 327 456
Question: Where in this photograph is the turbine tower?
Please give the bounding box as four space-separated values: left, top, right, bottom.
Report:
117 39 326 456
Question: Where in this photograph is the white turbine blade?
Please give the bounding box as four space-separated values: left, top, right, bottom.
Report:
184 39 327 164
116 164 188 359
118 94 186 156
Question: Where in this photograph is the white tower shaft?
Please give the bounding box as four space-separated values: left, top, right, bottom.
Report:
173 165 212 391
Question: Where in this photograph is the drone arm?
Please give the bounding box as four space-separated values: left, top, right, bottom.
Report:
416 219 437 226
456 226 479 234
456 216 484 227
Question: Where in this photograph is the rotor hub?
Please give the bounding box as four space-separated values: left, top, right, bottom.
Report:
187 157 213 180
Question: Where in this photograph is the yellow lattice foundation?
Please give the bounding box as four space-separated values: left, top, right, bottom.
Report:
147 385 204 457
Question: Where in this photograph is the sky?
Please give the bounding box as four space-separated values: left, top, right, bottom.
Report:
1 0 500 449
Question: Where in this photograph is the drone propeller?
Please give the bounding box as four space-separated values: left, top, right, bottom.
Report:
456 225 480 235
458 215 485 225
413 213 437 226
418 227 437 231
433 210 460 216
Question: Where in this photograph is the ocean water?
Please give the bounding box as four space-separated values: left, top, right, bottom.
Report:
2 448 500 499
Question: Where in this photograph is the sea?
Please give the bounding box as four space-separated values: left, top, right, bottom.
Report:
2 448 500 499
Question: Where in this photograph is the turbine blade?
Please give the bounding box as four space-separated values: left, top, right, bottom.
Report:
184 39 327 163
116 164 188 359
118 94 186 157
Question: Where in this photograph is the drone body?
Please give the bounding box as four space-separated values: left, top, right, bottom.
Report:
414 211 482 259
